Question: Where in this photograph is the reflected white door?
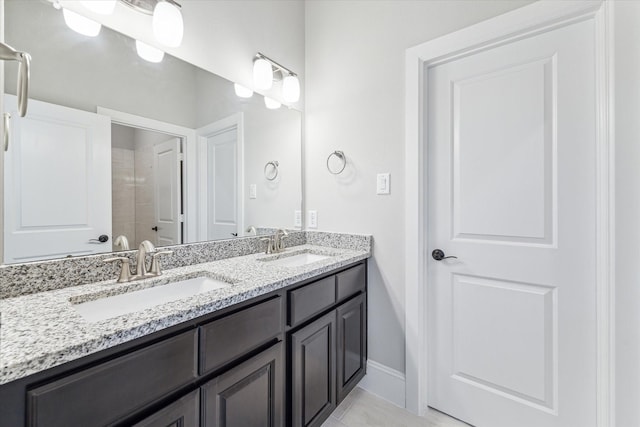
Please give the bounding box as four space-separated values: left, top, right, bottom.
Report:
153 137 182 246
427 19 596 427
201 127 238 240
4 95 111 263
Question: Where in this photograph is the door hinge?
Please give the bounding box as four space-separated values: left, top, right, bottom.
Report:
178 153 184 161
179 214 185 222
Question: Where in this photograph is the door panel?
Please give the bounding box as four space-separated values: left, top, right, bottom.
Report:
153 137 181 246
427 19 596 427
3 95 111 262
206 128 237 240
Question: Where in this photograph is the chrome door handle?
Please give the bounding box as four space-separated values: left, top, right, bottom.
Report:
432 249 458 261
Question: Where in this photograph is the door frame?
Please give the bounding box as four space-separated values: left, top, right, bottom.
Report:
196 113 245 241
96 107 198 244
403 1 615 426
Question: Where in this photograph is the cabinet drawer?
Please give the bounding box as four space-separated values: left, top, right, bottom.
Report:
200 296 282 375
27 330 198 427
288 276 336 327
336 264 366 302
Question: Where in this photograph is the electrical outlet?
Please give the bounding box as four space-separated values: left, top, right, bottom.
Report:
294 210 302 227
377 173 390 195
308 210 318 229
249 184 257 199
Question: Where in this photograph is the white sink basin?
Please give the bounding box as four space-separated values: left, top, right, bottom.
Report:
73 276 231 323
263 252 330 267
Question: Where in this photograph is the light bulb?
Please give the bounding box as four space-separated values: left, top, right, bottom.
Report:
282 74 300 103
234 83 254 98
153 1 184 48
136 40 165 63
264 97 281 110
80 0 116 15
63 8 101 37
253 58 273 90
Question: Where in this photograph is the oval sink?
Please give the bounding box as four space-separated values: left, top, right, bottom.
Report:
73 276 231 323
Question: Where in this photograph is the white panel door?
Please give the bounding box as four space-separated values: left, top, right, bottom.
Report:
153 137 182 246
206 128 238 240
4 95 111 263
427 19 596 427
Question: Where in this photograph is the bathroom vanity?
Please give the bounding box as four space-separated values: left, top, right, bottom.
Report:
0 235 370 427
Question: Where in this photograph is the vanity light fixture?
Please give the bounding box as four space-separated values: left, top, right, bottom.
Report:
234 83 254 98
253 57 274 90
152 0 184 48
73 0 184 48
282 74 300 103
62 8 101 37
80 0 117 15
252 52 300 103
135 40 165 63
264 97 281 110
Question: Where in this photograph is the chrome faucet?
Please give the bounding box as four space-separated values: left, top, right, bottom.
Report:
105 240 173 283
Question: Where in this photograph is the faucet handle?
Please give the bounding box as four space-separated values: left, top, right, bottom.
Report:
104 257 133 283
149 250 173 276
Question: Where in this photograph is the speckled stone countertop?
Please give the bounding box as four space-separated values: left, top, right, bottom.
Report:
0 243 370 386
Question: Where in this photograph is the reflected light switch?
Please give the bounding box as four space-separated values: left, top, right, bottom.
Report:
249 184 257 199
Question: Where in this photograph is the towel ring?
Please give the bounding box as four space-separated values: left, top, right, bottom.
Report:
264 160 279 181
327 151 346 175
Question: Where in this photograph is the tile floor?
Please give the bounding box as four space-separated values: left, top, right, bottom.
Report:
321 387 470 427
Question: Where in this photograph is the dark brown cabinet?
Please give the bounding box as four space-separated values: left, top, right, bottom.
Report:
336 294 366 403
2 261 367 427
202 342 283 427
290 312 337 427
133 389 200 427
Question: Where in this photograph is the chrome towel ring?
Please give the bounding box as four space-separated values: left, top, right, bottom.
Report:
327 150 346 175
264 160 279 181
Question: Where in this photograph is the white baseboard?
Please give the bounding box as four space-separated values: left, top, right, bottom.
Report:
358 359 406 408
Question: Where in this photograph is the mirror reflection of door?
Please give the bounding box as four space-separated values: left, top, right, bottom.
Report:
3 95 111 263
111 124 183 250
206 127 238 240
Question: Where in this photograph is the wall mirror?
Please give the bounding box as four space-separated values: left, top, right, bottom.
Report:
3 0 302 264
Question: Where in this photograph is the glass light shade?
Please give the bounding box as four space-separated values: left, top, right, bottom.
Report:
153 1 184 48
234 83 254 98
264 97 281 110
80 0 116 15
136 40 165 63
63 8 101 37
282 75 300 103
253 58 273 90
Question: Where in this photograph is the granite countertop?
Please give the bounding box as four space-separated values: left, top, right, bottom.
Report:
0 244 370 386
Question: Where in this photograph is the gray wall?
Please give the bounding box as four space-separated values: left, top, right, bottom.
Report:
304 0 532 375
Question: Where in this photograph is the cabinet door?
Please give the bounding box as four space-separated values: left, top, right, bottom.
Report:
133 389 199 427
290 312 336 427
202 342 283 427
336 294 367 403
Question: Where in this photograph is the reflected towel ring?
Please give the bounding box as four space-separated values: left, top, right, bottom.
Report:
264 160 279 181
327 150 346 175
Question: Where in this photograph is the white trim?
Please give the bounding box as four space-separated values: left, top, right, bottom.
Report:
96 107 198 244
404 1 615 425
195 113 245 241
358 360 406 409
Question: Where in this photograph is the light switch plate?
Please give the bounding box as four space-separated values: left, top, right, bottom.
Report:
308 210 318 229
294 210 302 227
377 173 390 195
249 184 257 199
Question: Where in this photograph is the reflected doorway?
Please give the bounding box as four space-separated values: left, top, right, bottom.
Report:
111 124 183 251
